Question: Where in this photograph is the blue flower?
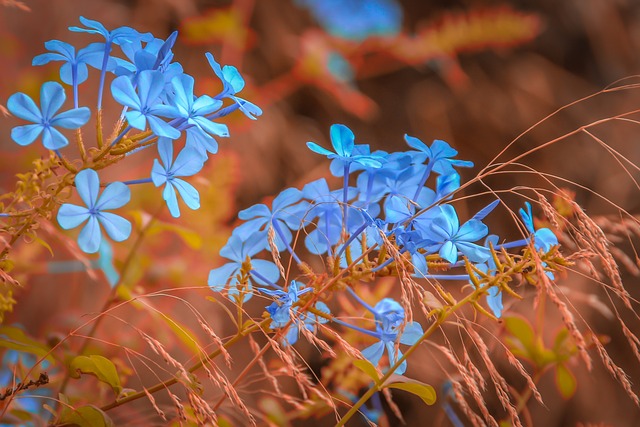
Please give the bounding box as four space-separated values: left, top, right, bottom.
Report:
57 169 131 254
234 187 309 252
261 280 308 328
151 138 205 218
301 178 355 254
307 124 383 169
69 17 153 108
418 204 490 263
69 16 151 45
169 74 229 158
261 282 329 346
404 136 474 176
111 69 180 139
7 82 90 150
208 233 280 302
114 32 181 82
519 202 558 252
206 52 262 120
296 0 403 41
32 40 105 89
361 298 423 375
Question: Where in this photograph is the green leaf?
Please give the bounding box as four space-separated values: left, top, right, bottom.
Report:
353 359 381 385
385 382 437 405
0 326 53 362
58 405 114 427
152 311 201 355
69 355 122 395
554 363 576 399
504 316 535 349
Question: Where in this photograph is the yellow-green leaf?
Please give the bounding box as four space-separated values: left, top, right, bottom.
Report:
554 363 576 399
0 326 53 362
69 355 122 395
353 359 381 385
504 316 535 349
385 382 437 405
58 405 114 427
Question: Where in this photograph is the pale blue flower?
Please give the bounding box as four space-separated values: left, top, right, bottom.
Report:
151 138 204 218
111 70 180 138
7 82 90 150
361 298 423 375
57 169 131 254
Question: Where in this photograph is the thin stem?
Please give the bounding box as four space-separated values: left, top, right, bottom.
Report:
332 318 380 340
122 178 153 186
110 125 132 148
250 270 283 290
342 163 351 229
72 64 79 109
346 286 377 313
413 161 434 201
96 42 112 109
336 221 367 259
272 220 302 265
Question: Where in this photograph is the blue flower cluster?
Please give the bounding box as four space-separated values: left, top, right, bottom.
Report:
296 0 403 41
208 124 558 373
5 17 260 254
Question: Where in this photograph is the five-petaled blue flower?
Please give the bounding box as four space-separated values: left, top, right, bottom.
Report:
170 73 229 158
111 70 180 139
151 138 205 218
208 233 280 302
419 204 490 264
32 40 106 104
7 82 90 150
361 298 423 375
206 52 263 120
57 169 132 254
307 124 383 169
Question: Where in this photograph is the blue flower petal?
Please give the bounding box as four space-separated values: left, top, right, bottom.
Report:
75 169 100 208
50 107 91 129
78 216 102 254
330 124 355 157
41 126 69 150
208 263 240 291
362 341 385 367
111 76 141 109
98 212 132 242
57 204 90 229
95 182 130 210
40 82 65 119
11 124 43 146
163 183 180 217
7 93 42 122
171 179 200 211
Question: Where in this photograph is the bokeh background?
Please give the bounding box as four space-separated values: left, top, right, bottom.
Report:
2 0 640 425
